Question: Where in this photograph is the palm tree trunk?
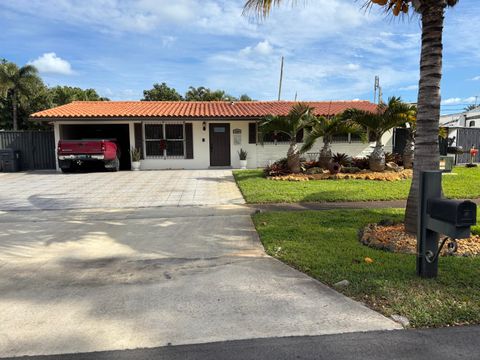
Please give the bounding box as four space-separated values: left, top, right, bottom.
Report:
369 139 385 172
287 141 301 173
319 138 332 169
405 2 445 234
12 90 18 131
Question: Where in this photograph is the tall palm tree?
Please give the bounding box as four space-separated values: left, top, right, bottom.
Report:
371 0 458 233
301 115 364 169
0 62 39 130
244 0 458 233
260 102 317 173
343 97 411 171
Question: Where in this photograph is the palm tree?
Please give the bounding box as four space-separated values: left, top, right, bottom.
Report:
400 104 417 169
0 62 39 130
343 97 411 171
301 115 364 169
260 103 317 173
244 0 458 234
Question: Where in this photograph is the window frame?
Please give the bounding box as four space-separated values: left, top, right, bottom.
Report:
143 121 187 159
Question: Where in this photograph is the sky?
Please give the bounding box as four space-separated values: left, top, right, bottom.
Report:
0 0 478 114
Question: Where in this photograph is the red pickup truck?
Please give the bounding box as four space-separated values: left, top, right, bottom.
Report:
57 139 120 172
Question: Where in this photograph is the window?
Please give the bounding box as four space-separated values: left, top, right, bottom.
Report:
470 120 476 127
258 131 292 144
144 122 185 158
332 133 363 143
332 134 349 143
145 124 164 157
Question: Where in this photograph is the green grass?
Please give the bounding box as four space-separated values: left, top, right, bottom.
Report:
234 167 480 203
253 209 480 328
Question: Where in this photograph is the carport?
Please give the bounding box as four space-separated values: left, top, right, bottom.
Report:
60 124 132 170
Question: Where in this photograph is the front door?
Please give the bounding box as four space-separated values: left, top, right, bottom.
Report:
209 123 231 166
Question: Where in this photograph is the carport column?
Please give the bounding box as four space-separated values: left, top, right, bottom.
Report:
129 122 135 164
53 122 61 172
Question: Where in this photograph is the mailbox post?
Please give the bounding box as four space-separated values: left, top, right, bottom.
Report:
417 170 477 278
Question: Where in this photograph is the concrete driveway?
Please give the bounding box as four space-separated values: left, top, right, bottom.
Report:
0 170 244 210
0 170 400 358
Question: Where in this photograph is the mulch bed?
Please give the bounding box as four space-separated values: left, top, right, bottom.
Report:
360 222 480 257
269 169 413 182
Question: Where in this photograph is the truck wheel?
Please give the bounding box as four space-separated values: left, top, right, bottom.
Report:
107 157 120 172
114 158 120 172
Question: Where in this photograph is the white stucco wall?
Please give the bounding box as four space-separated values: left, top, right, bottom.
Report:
254 130 393 168
54 120 394 170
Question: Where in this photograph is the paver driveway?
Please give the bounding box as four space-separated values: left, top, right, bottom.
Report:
0 170 244 210
0 170 400 358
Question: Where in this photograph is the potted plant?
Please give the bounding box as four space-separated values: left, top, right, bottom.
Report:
238 148 248 169
130 147 142 171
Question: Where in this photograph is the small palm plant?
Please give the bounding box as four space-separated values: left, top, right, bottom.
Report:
301 115 364 169
130 147 142 162
343 97 411 172
260 103 317 173
400 104 417 169
238 148 248 160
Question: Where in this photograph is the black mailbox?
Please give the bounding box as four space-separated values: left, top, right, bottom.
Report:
427 199 477 227
418 171 478 278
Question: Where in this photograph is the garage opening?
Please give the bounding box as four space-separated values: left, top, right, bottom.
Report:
60 124 131 170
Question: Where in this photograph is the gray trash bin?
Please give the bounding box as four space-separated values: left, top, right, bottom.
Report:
0 149 21 172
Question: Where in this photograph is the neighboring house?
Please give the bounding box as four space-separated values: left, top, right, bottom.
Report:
440 108 480 164
30 100 392 170
440 107 480 129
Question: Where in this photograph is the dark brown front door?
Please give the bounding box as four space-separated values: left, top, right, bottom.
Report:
209 123 231 166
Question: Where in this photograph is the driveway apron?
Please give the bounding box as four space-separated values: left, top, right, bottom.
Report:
0 170 400 357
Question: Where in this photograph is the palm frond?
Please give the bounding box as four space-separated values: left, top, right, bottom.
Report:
300 115 367 153
259 102 317 145
243 0 280 17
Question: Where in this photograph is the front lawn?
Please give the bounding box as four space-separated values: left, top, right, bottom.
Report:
234 167 480 203
253 209 480 328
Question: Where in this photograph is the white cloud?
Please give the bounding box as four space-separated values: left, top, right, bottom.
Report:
442 97 477 105
29 53 73 75
254 40 273 55
471 76 480 81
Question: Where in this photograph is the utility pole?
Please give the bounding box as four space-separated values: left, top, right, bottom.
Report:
278 56 284 101
294 91 297 101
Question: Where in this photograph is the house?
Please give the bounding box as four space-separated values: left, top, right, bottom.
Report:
30 100 392 170
440 107 480 164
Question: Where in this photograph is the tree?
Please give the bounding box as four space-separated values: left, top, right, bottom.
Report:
301 115 364 169
49 86 109 107
244 0 459 234
400 104 417 169
0 62 40 130
260 103 317 173
185 86 238 101
142 82 183 101
343 97 411 171
239 94 253 101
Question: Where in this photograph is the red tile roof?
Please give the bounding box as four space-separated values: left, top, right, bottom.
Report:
30 100 377 120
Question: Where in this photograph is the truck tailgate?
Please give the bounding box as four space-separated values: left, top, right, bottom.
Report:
58 140 104 154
